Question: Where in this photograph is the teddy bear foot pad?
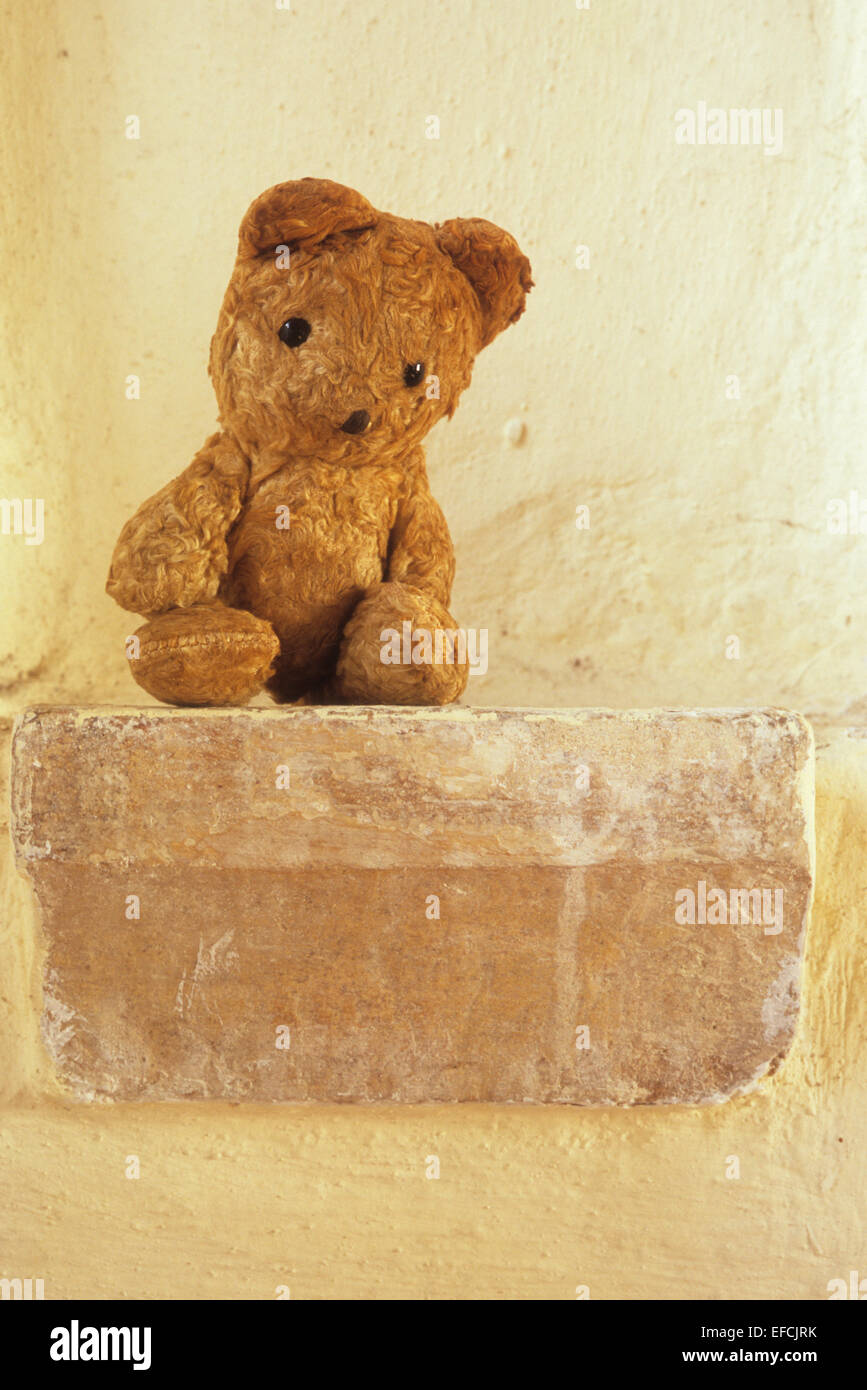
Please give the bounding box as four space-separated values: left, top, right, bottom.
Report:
129 605 280 706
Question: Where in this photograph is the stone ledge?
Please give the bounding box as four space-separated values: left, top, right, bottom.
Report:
10 706 814 1105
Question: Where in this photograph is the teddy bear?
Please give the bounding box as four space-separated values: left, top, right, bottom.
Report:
106 178 532 706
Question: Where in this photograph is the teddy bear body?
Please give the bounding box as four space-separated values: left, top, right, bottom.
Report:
223 454 403 699
107 180 531 706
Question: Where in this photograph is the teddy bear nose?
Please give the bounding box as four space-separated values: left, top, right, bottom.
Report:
340 409 370 435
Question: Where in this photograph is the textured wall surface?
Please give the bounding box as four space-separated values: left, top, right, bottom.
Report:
0 0 864 717
1 0 864 1299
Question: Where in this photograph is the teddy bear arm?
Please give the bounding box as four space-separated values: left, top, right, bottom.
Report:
106 432 249 617
386 478 456 608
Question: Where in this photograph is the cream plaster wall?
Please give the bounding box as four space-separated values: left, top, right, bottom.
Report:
1 0 864 716
1 719 865 1299
1 0 864 1300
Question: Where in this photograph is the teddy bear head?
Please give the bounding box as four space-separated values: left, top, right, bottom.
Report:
208 178 532 473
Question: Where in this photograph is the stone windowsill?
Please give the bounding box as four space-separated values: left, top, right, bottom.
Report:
9 705 814 1106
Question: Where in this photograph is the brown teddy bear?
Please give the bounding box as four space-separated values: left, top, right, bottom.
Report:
106 178 532 706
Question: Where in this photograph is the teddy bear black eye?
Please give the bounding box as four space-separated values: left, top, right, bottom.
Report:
403 361 425 388
278 317 311 348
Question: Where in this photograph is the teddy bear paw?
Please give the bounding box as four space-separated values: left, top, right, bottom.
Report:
128 604 279 706
331 582 470 706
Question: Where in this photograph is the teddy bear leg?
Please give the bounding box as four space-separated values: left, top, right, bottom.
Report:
127 602 280 706
327 581 470 706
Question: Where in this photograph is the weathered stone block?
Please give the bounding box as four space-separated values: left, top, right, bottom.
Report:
10 706 814 1105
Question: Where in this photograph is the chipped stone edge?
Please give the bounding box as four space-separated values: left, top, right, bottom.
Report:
10 702 819 725
683 711 816 1109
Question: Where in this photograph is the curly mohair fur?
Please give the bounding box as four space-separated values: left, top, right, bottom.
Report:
107 178 532 706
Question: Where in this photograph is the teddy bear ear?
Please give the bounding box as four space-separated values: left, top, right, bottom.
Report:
237 178 378 259
435 218 533 348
